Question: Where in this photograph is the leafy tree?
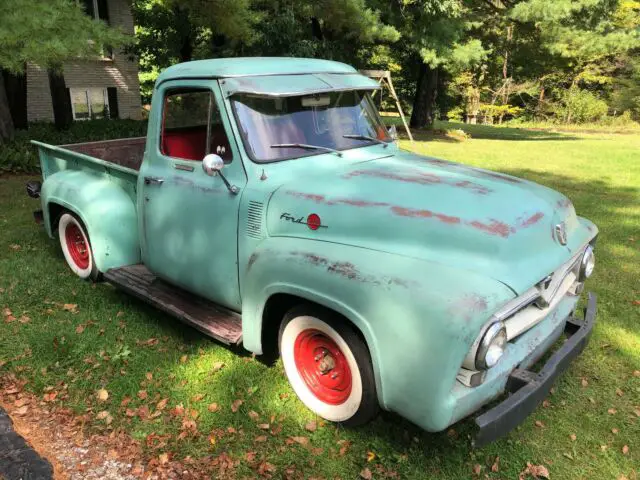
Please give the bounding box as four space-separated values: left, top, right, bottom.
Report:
0 0 128 141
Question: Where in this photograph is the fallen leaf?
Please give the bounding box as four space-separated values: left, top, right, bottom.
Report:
211 361 225 372
63 303 78 313
258 423 270 430
120 396 132 407
542 400 551 408
192 393 205 402
521 462 550 479
615 388 624 397
207 403 219 412
473 464 482 475
125 408 136 417
255 435 267 442
633 370 640 377
360 468 372 480
14 405 29 416
97 389 109 402
612 428 619 434
18 315 30 324
491 456 500 472
608 408 617 415
9 244 21 251
96 410 109 420
338 440 351 456
622 445 629 455
632 300 640 306
258 461 276 476
146 372 153 381
305 420 317 432
366 451 376 462
246 451 257 462
570 433 577 441
137 390 148 400
75 324 85 334
43 392 58 402
231 399 243 412
180 355 188 363
248 410 260 420
291 436 309 445
158 453 169 465
535 420 545 428
156 398 168 410
208 434 216 447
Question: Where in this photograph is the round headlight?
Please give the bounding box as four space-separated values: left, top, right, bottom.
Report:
475 322 507 370
579 245 595 282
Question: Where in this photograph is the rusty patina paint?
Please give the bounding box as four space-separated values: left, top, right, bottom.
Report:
391 206 461 225
343 169 492 195
519 212 545 228
449 293 489 322
468 219 514 238
286 191 389 208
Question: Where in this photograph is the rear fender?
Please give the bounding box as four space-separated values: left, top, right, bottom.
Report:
42 170 140 272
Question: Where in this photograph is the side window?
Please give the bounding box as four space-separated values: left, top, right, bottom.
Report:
161 90 210 161
160 89 233 163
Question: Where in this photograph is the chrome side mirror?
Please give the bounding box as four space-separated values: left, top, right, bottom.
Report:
202 154 224 176
388 124 398 141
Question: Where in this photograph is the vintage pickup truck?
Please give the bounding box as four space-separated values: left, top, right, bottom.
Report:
27 58 597 446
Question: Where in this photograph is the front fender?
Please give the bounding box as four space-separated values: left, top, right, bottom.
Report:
241 238 515 429
41 170 140 272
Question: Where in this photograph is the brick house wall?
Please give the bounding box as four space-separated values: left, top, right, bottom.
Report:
26 0 141 122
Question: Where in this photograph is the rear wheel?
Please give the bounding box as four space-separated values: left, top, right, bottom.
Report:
279 305 378 425
58 212 100 281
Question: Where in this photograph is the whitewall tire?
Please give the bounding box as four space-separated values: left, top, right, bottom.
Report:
279 305 378 426
58 212 100 281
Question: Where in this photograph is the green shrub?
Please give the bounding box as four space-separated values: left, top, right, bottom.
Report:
0 119 147 173
557 87 609 124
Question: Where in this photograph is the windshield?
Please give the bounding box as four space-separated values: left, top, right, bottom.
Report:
231 90 390 162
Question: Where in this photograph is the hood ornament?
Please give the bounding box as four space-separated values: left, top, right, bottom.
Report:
555 222 568 245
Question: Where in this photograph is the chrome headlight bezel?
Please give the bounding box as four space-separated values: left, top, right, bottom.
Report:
579 245 595 282
475 321 507 370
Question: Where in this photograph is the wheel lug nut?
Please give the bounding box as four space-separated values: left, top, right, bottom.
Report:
331 372 338 379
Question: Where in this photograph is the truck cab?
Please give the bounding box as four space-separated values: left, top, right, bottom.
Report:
29 58 598 445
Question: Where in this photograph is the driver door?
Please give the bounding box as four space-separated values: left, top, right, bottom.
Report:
139 80 246 310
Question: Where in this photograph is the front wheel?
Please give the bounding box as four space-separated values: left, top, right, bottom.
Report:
279 305 378 426
58 212 101 281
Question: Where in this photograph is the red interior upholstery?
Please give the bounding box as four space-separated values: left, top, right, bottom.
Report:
162 127 207 160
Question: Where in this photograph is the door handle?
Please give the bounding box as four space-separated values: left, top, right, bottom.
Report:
144 176 164 185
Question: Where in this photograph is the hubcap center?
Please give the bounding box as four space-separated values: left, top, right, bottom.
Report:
317 350 336 374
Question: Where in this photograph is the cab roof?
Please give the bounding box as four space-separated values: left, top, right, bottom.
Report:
156 57 358 84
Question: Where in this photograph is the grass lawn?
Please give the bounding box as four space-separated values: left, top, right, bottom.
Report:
1 123 639 479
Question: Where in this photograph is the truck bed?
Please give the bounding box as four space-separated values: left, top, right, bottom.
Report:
62 137 146 171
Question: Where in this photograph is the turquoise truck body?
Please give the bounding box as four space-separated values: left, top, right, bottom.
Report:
31 58 598 437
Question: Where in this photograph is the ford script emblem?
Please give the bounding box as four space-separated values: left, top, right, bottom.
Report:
555 222 568 245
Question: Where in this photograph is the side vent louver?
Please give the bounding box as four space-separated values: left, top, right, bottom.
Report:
247 201 265 239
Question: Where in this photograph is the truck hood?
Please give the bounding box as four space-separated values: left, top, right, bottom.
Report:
266 151 596 294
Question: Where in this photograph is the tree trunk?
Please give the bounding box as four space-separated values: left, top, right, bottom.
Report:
410 62 439 129
48 68 73 130
3 69 28 130
0 73 15 144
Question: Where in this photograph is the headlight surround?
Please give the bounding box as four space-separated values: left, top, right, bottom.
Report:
579 245 595 282
475 322 507 370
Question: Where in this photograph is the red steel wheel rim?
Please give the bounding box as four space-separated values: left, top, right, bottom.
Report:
65 223 90 269
293 328 352 405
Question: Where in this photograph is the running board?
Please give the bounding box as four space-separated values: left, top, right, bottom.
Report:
104 264 242 345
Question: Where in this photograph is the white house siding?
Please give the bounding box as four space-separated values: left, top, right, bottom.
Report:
26 0 141 122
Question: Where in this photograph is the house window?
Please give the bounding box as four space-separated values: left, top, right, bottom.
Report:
80 0 108 22
70 88 109 120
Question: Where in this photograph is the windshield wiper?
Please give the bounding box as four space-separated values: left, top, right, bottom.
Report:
343 134 389 148
271 143 343 157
